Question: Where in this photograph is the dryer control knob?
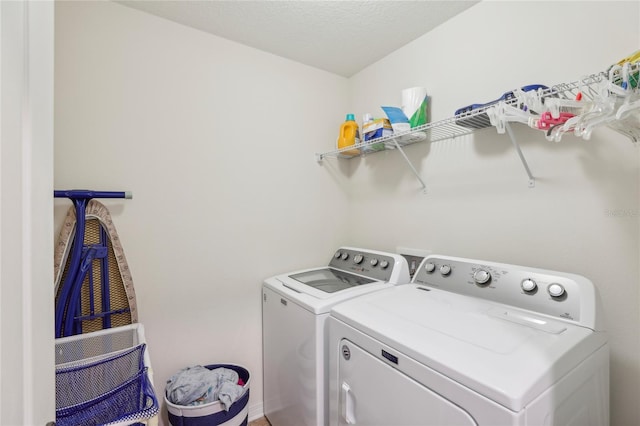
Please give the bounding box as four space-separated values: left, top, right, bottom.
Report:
334 251 342 259
424 262 436 273
341 252 349 261
354 254 364 264
473 269 491 284
521 279 537 293
380 260 390 269
370 258 379 267
440 264 452 276
548 283 565 298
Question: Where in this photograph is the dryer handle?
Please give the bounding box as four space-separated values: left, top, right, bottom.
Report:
341 382 356 424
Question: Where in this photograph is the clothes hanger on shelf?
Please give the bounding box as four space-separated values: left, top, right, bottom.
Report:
578 64 634 140
487 100 537 134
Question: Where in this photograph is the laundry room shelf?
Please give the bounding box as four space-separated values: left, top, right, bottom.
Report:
316 114 478 160
316 63 639 192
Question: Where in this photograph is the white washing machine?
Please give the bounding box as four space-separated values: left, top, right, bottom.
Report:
263 247 410 426
328 254 609 426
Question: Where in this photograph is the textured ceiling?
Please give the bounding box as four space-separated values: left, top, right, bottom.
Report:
115 1 479 77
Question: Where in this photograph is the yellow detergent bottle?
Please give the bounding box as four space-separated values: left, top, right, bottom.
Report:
337 114 361 156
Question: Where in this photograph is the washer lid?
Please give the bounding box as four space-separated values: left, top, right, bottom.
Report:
289 268 376 293
264 269 392 315
330 284 608 412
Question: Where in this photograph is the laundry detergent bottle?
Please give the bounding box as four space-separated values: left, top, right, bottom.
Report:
337 114 361 156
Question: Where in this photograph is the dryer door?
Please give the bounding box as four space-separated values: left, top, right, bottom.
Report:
337 339 477 426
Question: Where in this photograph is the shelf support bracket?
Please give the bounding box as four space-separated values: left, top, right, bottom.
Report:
391 138 428 193
504 123 535 188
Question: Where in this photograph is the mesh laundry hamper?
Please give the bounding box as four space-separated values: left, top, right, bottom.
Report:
165 364 250 426
55 323 159 426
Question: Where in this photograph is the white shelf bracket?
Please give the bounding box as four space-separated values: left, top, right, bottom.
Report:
504 123 535 188
391 138 428 194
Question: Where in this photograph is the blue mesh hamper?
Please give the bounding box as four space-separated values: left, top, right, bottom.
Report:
55 324 159 426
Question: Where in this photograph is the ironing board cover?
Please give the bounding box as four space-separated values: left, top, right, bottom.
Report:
54 200 138 333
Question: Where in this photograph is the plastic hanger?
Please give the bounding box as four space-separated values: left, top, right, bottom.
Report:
607 117 640 143
615 50 640 66
615 97 640 120
614 63 640 119
583 63 639 138
512 87 546 115
575 65 631 139
546 114 583 142
545 94 590 119
487 100 538 134
608 65 640 143
536 111 576 131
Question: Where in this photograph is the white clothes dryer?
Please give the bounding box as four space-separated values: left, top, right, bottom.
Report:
328 254 609 426
263 247 410 426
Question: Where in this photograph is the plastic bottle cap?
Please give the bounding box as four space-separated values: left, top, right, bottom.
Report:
346 113 355 121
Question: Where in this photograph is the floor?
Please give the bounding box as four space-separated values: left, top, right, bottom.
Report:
249 417 271 426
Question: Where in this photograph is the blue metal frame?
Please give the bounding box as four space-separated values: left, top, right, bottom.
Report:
54 190 131 338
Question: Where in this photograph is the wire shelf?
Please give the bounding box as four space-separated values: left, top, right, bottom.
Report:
317 114 476 161
316 67 637 161
316 62 639 191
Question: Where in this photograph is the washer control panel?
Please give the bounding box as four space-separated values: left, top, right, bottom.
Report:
330 248 400 282
414 255 597 325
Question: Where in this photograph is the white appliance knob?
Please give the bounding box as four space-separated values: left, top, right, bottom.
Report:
473 269 491 284
440 264 452 276
334 251 341 259
380 260 389 269
548 283 565 298
424 262 436 273
370 258 379 267
341 253 349 261
354 254 364 264
521 279 537 292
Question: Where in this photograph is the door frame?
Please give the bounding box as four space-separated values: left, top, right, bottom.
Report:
0 1 54 424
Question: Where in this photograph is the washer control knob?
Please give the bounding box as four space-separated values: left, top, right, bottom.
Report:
521 279 537 293
341 252 349 261
353 254 364 264
380 260 390 269
548 283 566 298
473 269 491 285
370 258 379 267
440 264 452 276
334 251 342 259
424 262 436 273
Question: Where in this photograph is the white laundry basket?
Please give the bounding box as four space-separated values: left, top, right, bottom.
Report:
165 364 250 426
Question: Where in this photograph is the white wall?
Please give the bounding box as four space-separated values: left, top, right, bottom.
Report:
347 2 639 425
54 1 349 422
